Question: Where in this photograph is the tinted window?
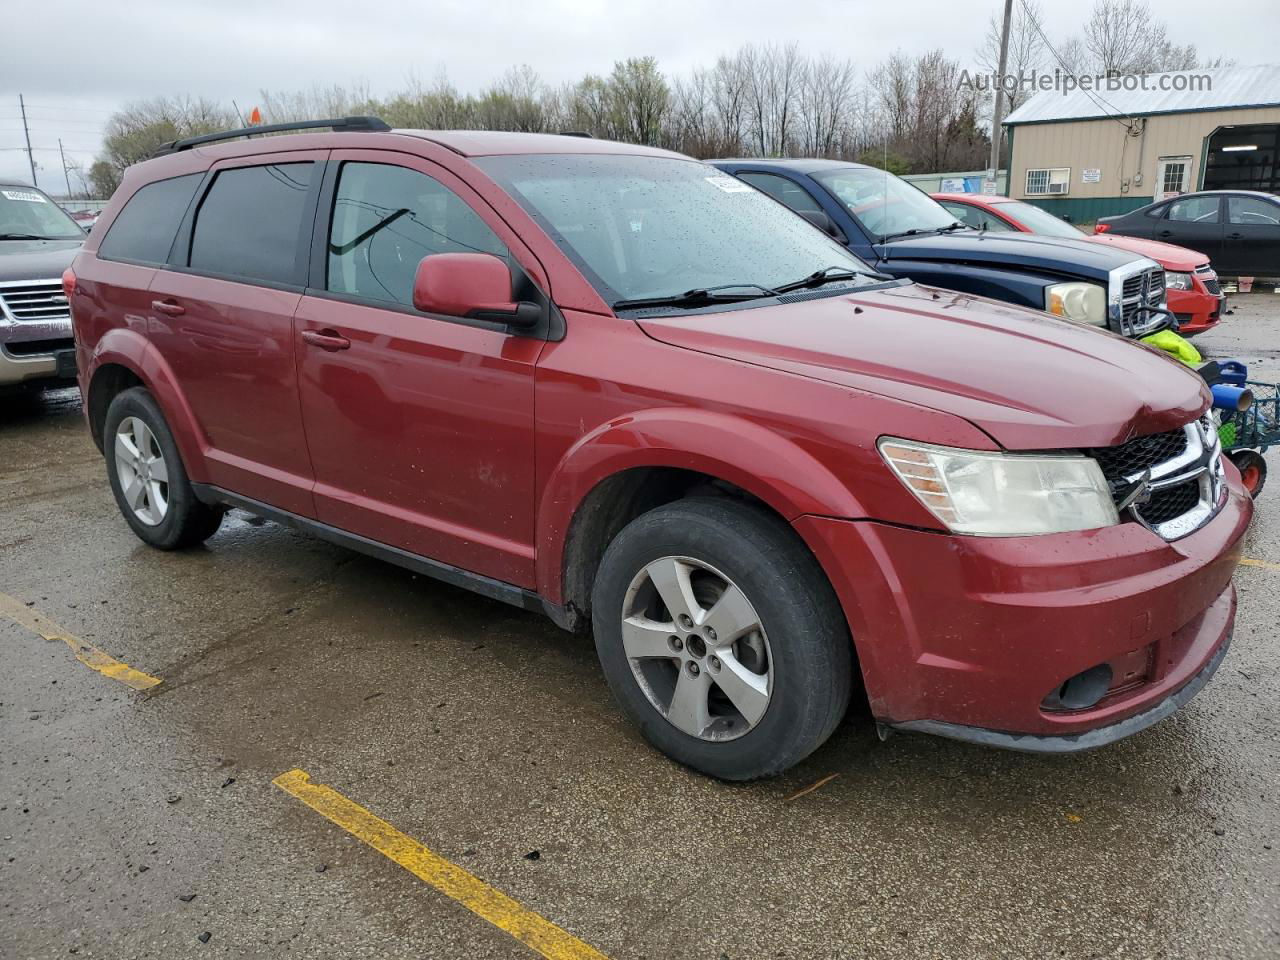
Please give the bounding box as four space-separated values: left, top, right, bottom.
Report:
328 162 507 307
1167 196 1220 223
1227 196 1280 225
737 172 823 214
189 163 313 284
98 174 202 263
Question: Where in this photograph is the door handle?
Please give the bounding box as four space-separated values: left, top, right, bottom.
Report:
300 328 351 351
1157 230 1173 238
151 299 185 316
1227 232 1244 240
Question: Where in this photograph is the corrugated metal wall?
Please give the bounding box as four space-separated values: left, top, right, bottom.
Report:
1007 106 1280 214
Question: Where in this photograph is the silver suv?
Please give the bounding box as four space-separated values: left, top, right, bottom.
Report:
0 182 84 391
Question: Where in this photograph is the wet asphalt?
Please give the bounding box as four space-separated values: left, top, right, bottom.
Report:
2 295 1278 960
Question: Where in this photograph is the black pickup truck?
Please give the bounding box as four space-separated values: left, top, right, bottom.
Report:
711 158 1170 339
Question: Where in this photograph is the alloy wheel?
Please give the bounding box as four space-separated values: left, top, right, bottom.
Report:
114 416 169 526
620 556 773 741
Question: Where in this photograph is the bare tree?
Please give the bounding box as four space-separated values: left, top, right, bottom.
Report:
978 0 1046 114
1082 0 1203 75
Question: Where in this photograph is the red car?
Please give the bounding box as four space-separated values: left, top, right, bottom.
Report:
934 193 1225 335
67 119 1249 780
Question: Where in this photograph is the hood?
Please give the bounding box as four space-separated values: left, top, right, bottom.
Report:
0 239 82 283
1085 233 1208 271
637 283 1208 450
879 231 1144 283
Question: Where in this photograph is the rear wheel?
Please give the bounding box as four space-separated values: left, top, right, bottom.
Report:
1229 449 1267 498
591 498 852 780
104 387 224 548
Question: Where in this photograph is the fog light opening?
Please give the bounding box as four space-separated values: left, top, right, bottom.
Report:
1043 663 1114 711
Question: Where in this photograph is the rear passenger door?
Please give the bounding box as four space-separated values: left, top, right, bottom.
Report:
149 150 325 517
1156 195 1223 265
293 150 544 587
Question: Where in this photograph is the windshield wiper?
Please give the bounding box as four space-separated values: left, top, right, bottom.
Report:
774 265 891 294
0 233 56 240
881 222 968 242
613 282 780 311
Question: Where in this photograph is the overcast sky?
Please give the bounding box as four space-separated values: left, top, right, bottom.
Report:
2 0 1275 191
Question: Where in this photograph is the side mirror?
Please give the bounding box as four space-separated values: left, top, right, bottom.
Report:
797 209 845 242
412 253 541 328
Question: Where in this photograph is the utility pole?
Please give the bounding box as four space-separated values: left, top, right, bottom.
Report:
58 139 73 198
19 94 38 186
987 0 1014 192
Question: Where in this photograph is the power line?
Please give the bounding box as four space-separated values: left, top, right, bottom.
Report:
1017 0 1134 128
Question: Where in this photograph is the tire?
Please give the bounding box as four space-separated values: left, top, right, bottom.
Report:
1229 449 1267 498
103 387 224 549
591 497 853 781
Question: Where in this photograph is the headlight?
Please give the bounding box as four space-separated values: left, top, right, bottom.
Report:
878 438 1119 536
1045 281 1107 326
1165 271 1193 291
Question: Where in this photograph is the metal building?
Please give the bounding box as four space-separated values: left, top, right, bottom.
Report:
1002 64 1280 223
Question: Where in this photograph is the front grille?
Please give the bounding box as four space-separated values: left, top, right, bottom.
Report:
3 337 73 357
1087 418 1223 540
1119 267 1165 334
1135 480 1200 526
1194 264 1221 297
0 281 71 322
1089 429 1187 497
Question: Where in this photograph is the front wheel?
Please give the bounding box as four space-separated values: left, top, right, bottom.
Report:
591 498 853 780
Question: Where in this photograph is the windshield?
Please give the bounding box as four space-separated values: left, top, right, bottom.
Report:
474 154 877 307
1000 200 1086 239
812 168 959 241
0 186 84 240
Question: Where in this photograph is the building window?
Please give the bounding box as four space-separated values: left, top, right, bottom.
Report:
1025 168 1070 196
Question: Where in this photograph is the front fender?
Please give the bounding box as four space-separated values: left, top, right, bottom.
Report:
85 327 210 482
534 406 868 603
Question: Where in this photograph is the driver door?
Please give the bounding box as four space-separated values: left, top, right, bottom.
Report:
1223 195 1280 276
293 150 547 587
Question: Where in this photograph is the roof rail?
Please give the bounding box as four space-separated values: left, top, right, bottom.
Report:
152 116 391 157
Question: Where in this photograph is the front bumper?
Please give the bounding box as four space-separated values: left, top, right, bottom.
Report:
0 308 74 386
1168 282 1223 336
795 471 1252 747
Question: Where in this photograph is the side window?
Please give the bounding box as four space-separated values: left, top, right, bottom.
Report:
736 172 824 214
327 162 508 308
189 163 314 284
98 173 203 264
1228 196 1280 226
940 202 1010 231
1166 196 1220 223
1145 202 1169 219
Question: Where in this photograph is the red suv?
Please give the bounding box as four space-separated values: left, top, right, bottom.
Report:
69 119 1251 780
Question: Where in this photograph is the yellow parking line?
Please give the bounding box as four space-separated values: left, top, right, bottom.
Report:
1239 557 1280 572
273 769 609 960
0 592 161 691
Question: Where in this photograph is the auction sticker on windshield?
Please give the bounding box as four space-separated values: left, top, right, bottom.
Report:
706 175 753 193
1 189 48 203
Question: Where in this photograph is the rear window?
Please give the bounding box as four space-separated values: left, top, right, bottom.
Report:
189 163 314 285
97 174 202 264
